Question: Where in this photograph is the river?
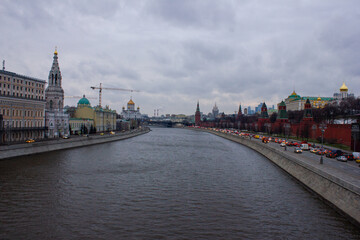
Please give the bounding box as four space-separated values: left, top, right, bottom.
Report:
0 127 359 239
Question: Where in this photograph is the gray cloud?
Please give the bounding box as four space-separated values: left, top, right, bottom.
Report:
1 0 359 115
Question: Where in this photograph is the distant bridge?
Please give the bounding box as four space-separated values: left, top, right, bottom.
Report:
145 119 192 128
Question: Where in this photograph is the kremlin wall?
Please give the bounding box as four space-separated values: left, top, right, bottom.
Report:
195 83 359 151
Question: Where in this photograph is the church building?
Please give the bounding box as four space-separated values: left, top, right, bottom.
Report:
45 48 69 138
120 98 142 120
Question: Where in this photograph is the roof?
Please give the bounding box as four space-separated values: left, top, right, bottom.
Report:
128 99 135 105
0 70 46 83
78 96 90 105
301 96 334 101
279 100 286 107
340 82 348 92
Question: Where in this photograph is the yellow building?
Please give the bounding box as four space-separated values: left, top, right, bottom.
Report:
71 96 116 132
284 91 334 111
0 69 46 143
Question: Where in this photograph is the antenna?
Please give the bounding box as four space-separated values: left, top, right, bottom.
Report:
2 60 5 70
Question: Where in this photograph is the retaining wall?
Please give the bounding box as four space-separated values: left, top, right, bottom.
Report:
198 128 360 226
0 128 150 160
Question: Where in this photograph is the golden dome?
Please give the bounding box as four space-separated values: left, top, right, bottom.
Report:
291 90 297 96
317 97 321 101
127 99 135 105
340 82 348 92
54 46 58 55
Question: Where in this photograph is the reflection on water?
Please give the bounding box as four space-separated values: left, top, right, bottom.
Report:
0 127 359 239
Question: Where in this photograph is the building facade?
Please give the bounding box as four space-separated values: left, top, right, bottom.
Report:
212 103 219 118
285 91 334 111
120 98 142 120
72 96 116 132
333 82 354 101
0 69 46 143
45 49 70 138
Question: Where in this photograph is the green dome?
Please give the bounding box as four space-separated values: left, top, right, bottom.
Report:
78 95 90 105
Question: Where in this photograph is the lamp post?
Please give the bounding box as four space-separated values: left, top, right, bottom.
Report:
319 123 327 164
284 123 290 151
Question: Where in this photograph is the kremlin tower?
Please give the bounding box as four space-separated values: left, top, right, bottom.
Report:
195 101 201 126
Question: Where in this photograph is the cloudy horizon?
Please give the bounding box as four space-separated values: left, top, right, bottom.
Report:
1 0 359 116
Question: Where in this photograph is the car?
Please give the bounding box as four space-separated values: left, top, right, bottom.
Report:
280 142 286 147
310 147 319 153
301 144 309 151
62 135 69 139
343 154 355 161
336 155 347 162
328 150 343 158
26 139 35 143
109 131 115 135
316 149 326 155
294 147 302 153
100 133 104 136
353 152 360 160
326 150 335 158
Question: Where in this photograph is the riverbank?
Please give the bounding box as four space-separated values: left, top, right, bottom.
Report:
191 127 360 226
0 128 150 160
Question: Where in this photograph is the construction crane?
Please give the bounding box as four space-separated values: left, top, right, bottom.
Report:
90 83 140 107
65 95 97 99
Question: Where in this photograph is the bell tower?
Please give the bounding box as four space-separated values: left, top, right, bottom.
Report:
45 47 64 111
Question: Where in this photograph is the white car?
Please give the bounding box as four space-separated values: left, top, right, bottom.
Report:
336 155 347 162
280 142 286 147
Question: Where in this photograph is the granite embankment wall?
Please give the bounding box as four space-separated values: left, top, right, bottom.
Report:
0 128 150 160
197 128 360 226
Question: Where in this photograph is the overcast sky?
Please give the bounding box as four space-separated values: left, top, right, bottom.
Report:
1 0 359 116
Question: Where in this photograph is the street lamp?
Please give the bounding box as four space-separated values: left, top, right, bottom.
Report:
284 123 290 151
319 123 327 164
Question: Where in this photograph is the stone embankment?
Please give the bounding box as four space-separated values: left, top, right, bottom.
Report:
0 128 150 160
194 128 360 226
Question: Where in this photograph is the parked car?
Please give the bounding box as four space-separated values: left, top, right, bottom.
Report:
25 139 35 143
280 142 287 147
336 155 347 162
294 147 302 153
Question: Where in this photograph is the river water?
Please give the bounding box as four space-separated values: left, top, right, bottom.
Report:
0 127 359 239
